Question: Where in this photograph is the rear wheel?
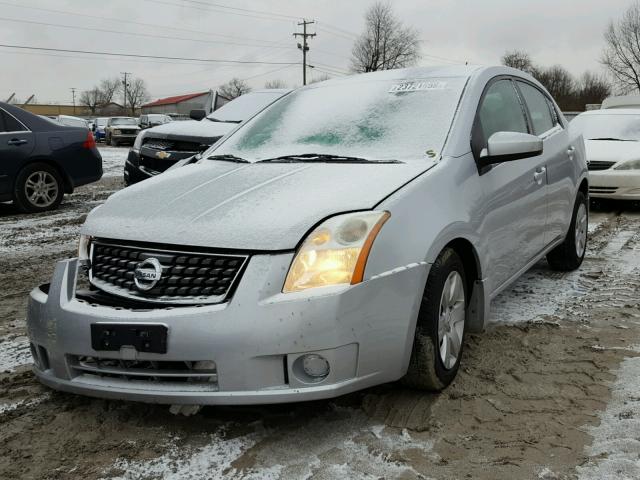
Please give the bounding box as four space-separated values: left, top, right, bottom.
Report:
13 163 64 213
547 191 588 271
403 248 467 391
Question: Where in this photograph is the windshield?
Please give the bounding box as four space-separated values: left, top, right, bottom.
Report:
572 113 640 141
111 117 138 126
207 91 286 123
209 77 467 162
148 114 171 123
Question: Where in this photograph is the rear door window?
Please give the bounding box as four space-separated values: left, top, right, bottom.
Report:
477 79 529 142
0 109 26 133
517 82 555 135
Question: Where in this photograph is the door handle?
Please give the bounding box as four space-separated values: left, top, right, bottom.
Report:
533 167 546 185
567 146 575 159
7 138 27 146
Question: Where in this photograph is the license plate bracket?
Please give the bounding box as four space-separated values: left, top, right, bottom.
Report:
91 323 168 354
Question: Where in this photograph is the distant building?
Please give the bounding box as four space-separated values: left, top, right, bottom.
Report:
141 90 229 115
21 102 127 117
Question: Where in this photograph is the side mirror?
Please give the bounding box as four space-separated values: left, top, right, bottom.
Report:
478 131 543 168
189 109 206 121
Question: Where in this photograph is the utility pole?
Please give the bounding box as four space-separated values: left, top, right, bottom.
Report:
70 87 76 114
293 20 316 86
121 72 131 114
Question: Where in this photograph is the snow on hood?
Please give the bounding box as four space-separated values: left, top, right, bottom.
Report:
144 119 235 140
584 139 640 164
82 160 435 250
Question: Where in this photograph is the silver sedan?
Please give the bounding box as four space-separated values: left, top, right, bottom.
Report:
27 65 588 404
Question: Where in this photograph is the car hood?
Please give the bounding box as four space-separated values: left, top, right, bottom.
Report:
145 119 235 141
584 139 640 164
82 160 434 250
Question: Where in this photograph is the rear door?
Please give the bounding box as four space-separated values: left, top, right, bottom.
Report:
474 78 548 293
0 108 34 196
515 80 572 246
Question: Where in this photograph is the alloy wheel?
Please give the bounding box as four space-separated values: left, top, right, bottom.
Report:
24 171 59 208
575 203 588 258
437 271 465 370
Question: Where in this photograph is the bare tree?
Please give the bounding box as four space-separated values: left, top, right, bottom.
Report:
350 1 420 73
124 78 150 116
577 72 612 106
264 79 287 89
219 78 252 99
501 50 535 74
99 77 121 105
536 65 576 102
601 2 640 92
79 88 103 114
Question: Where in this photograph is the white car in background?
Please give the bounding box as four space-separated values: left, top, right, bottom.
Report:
572 109 640 200
54 115 89 129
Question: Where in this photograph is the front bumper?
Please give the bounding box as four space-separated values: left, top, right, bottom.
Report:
124 150 153 186
26 256 427 405
589 170 640 199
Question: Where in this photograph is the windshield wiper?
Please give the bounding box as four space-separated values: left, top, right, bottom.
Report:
588 137 637 142
257 153 403 164
206 154 249 163
207 117 242 124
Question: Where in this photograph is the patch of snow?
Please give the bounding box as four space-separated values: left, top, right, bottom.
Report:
103 429 260 480
576 347 640 480
98 146 128 178
0 393 50 415
102 407 436 480
0 335 31 372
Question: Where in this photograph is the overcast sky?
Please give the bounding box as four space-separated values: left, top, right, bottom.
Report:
0 0 634 104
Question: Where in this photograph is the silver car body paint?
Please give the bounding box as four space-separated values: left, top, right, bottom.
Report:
27 65 588 404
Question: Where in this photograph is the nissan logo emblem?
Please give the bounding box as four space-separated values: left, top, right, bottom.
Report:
133 258 163 291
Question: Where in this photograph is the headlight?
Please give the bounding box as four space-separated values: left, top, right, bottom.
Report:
78 234 92 261
132 130 147 152
283 211 390 293
615 159 640 170
114 129 121 135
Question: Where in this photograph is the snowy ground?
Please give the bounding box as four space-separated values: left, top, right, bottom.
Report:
98 145 129 178
1 168 640 479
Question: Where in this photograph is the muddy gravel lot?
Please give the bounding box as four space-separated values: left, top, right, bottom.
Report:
1 147 640 479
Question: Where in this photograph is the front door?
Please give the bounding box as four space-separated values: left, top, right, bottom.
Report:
474 78 548 294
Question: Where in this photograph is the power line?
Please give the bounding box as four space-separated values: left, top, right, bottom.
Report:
0 1 289 46
241 64 297 82
144 0 297 23
0 16 293 50
0 44 300 65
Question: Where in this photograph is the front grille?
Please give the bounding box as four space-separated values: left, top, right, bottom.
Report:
588 161 616 171
69 356 218 390
590 186 618 194
143 138 209 152
89 240 248 305
139 138 214 173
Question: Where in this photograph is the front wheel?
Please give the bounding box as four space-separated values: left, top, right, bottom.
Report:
403 248 467 391
13 163 64 213
546 191 588 271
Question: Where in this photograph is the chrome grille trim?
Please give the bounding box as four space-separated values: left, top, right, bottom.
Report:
89 240 249 305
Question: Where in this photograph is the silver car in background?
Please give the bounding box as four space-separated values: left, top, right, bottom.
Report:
27 66 588 405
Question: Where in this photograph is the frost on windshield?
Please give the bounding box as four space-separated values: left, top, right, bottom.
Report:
215 77 467 162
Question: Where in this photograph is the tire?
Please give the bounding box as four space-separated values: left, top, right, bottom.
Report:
403 248 467 391
546 191 588 271
13 163 64 213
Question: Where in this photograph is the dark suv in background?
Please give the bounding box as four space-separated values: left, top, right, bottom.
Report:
124 89 289 185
